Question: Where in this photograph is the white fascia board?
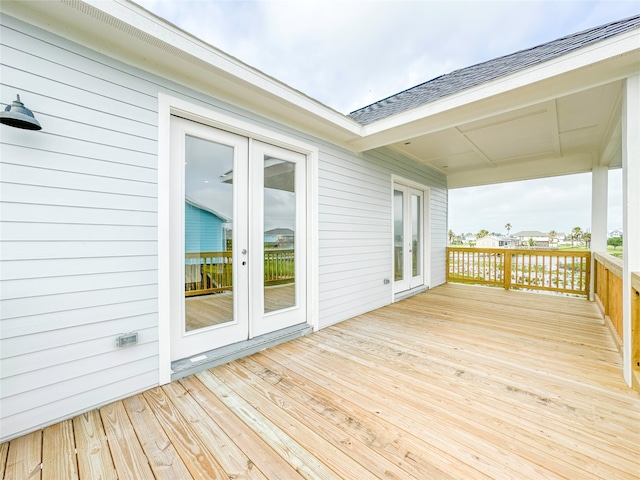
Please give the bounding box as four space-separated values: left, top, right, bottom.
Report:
352 29 640 152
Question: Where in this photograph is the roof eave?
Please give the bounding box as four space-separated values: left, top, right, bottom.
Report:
348 28 640 153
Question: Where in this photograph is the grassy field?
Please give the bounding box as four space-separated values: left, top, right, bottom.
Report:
558 244 623 258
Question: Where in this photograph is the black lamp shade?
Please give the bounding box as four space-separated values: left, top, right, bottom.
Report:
0 95 42 130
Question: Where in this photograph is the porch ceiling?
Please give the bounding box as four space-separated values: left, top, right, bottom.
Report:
386 80 623 189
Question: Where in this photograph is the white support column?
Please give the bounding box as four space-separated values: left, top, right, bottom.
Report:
590 164 608 301
621 74 640 386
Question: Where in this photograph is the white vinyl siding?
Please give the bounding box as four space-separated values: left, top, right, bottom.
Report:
1 15 160 440
317 146 447 328
0 13 447 441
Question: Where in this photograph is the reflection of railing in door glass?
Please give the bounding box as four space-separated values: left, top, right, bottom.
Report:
184 249 295 296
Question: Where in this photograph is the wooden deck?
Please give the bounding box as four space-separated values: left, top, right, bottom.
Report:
3 283 639 479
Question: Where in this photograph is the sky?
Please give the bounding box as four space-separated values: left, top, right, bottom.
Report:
134 0 636 236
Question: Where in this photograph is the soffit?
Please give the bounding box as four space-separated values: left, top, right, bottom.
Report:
388 80 624 188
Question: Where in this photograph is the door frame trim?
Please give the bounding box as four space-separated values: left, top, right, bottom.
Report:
158 93 319 385
390 175 431 302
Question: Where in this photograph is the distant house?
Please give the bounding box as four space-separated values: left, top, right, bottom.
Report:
185 198 229 253
463 234 477 244
476 235 517 248
264 228 295 247
609 228 623 238
512 231 550 247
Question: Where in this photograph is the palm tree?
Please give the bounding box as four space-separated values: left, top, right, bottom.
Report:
571 226 582 247
477 229 489 238
505 223 512 236
583 232 591 248
448 229 456 245
549 230 557 247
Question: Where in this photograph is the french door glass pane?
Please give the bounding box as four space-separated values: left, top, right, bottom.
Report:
184 135 234 331
394 189 404 281
412 194 421 277
264 156 296 313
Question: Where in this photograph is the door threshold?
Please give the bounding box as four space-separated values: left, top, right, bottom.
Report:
170 323 313 381
394 285 430 302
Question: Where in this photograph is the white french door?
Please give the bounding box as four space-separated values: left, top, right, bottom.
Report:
169 116 306 361
393 183 425 294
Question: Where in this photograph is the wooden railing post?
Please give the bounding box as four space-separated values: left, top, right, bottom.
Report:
504 252 512 290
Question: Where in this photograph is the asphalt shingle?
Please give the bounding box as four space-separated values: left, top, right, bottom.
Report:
349 15 640 125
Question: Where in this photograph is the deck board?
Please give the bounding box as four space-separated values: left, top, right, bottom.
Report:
72 410 117 480
2 283 639 479
42 420 78 480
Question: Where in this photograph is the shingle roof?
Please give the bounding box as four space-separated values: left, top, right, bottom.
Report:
349 14 640 125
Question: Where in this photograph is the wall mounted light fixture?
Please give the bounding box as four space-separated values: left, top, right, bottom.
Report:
0 94 42 130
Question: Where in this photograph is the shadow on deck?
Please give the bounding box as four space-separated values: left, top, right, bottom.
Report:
2 283 639 479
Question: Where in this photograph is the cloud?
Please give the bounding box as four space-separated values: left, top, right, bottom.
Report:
134 0 639 114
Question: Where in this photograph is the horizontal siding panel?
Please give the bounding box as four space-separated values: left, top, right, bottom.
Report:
320 285 389 316
319 252 390 268
2 334 158 398
318 212 389 227
27 113 156 155
320 260 389 276
320 244 390 258
319 294 389 329
1 356 158 417
2 65 157 139
0 241 158 261
318 229 394 241
2 269 157 300
319 259 389 279
1 183 158 213
1 359 158 421
318 221 389 234
1 256 157 280
319 276 388 296
1 202 157 226
0 163 157 197
318 185 390 207
317 238 389 249
1 48 157 122
318 157 387 180
1 27 159 110
1 144 157 183
1 299 157 340
319 203 392 219
1 223 157 242
1 370 158 442
319 149 391 178
1 314 157 365
1 284 157 319
319 168 389 194
1 131 157 169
